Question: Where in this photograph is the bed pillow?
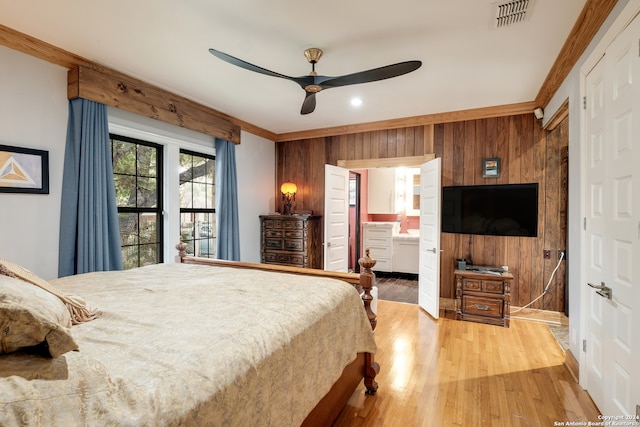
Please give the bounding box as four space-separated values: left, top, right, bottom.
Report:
0 273 78 357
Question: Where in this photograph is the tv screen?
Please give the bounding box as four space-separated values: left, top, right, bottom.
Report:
441 183 539 237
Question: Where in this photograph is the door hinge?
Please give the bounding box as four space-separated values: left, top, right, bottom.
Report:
637 221 640 240
583 96 587 110
583 217 587 231
583 339 587 353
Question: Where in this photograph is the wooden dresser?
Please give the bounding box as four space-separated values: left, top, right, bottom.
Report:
260 214 321 268
455 269 513 327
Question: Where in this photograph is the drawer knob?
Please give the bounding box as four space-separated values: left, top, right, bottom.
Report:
474 304 490 311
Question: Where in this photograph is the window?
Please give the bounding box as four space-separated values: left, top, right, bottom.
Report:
179 150 216 258
111 134 163 269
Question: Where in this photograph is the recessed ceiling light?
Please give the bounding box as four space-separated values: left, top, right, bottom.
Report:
350 97 363 107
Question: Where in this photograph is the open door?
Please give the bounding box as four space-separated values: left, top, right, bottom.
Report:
418 158 442 318
324 164 349 271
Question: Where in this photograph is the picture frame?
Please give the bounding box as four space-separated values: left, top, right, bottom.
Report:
349 177 356 206
482 157 501 178
0 144 50 194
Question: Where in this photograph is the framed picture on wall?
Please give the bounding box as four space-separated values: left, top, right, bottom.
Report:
0 144 50 194
482 157 501 178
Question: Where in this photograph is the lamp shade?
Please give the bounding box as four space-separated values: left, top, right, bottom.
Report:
281 181 297 195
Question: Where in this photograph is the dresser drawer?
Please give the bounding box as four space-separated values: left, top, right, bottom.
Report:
284 230 303 239
462 295 503 318
264 239 283 250
264 253 306 266
283 239 304 251
264 229 283 238
262 219 283 229
283 220 304 230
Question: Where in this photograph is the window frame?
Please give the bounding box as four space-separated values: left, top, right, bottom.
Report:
179 148 216 258
110 133 164 269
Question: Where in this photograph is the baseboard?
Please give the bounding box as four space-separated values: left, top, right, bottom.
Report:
509 306 568 325
565 348 579 383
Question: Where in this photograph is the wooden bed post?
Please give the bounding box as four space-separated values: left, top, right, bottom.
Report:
358 248 377 331
358 248 380 395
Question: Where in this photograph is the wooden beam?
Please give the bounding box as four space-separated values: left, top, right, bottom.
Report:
0 24 279 143
337 155 436 169
544 98 569 131
275 102 536 142
68 66 241 143
535 0 618 107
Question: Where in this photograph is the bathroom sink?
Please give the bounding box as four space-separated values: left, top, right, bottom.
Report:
407 229 420 236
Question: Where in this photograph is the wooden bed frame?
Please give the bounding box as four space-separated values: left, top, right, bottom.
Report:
176 242 380 427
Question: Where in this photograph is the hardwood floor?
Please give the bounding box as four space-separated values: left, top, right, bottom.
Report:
376 275 418 304
334 300 600 427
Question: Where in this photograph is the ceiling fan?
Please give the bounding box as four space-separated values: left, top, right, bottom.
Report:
209 47 422 115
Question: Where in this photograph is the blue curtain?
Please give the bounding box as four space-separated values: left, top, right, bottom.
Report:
215 138 240 261
58 98 123 277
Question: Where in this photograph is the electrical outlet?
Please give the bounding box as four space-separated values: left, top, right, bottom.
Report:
559 249 566 260
544 249 551 259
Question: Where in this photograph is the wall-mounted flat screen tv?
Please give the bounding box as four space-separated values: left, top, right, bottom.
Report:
441 183 539 237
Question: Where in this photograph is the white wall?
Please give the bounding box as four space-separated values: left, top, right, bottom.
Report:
542 0 634 368
0 46 275 278
236 131 275 263
0 46 68 279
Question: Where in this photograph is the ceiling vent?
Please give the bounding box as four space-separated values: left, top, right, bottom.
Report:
494 0 531 28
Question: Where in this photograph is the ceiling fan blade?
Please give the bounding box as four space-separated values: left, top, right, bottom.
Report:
319 60 422 89
209 48 295 81
300 92 316 115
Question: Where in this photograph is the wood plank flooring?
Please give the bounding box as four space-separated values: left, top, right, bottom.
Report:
333 300 600 427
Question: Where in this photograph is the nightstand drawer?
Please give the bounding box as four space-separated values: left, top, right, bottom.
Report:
462 279 481 291
482 280 504 294
462 295 503 318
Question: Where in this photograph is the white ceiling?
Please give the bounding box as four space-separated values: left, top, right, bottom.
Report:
1 0 586 135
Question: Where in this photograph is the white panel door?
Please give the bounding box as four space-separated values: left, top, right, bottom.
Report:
324 164 349 271
584 13 639 416
418 158 441 318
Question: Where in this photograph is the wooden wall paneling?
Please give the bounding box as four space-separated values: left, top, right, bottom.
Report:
494 116 510 185
276 113 568 313
371 131 381 160
519 116 536 307
542 124 561 311
354 133 363 160
529 119 548 308
422 125 433 155
462 121 476 184
362 132 372 160
404 127 415 157
392 129 401 158
473 119 487 185
309 138 326 219
452 122 466 186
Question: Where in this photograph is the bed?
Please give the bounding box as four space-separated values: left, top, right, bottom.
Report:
0 246 379 427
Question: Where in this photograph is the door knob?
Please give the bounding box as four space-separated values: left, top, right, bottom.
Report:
587 282 612 300
427 248 436 253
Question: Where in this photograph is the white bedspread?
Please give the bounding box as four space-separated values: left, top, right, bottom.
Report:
0 263 377 427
